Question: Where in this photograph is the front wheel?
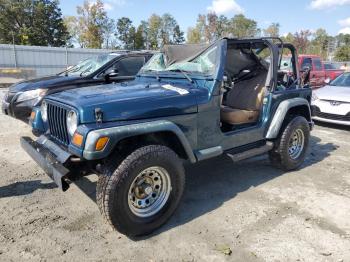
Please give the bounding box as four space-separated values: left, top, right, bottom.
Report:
269 116 310 171
97 145 185 237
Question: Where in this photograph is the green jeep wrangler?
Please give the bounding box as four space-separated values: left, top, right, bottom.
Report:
23 38 313 236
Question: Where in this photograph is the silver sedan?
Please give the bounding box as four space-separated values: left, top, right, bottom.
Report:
311 72 350 126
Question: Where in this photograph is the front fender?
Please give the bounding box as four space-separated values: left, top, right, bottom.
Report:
83 120 197 163
266 97 312 139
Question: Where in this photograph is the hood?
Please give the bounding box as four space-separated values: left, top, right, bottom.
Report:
47 80 204 123
314 85 350 102
9 75 81 93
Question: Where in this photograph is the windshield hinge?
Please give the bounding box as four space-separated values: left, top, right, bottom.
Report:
94 108 103 123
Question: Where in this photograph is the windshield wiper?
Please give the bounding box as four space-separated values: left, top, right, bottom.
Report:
79 66 92 77
168 69 194 84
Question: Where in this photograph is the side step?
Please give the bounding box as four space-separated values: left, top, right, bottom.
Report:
226 141 274 162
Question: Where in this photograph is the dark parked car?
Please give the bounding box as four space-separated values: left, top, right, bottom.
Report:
2 51 154 123
22 38 312 237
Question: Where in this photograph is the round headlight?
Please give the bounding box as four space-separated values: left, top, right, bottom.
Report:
41 101 47 122
67 110 78 136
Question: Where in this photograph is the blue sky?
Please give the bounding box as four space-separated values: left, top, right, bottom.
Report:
60 0 350 36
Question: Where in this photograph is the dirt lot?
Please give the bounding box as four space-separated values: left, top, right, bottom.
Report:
0 89 350 261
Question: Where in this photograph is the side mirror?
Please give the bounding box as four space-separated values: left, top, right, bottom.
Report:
104 69 119 82
324 78 331 84
300 66 311 72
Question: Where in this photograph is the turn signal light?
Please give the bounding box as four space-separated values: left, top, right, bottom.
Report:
95 137 109 151
72 132 84 147
30 111 36 120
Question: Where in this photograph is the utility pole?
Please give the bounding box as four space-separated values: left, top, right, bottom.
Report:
12 32 17 68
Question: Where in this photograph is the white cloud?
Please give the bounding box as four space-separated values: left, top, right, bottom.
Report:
309 0 350 9
103 0 127 11
338 27 350 34
339 17 350 27
103 2 114 10
207 0 244 15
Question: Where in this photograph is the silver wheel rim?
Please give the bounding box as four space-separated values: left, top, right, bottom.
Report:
128 166 171 218
288 129 305 160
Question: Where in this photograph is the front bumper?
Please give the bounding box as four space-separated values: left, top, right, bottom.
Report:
312 116 350 126
20 136 72 191
311 105 350 126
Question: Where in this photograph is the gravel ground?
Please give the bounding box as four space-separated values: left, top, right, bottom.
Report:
0 89 350 261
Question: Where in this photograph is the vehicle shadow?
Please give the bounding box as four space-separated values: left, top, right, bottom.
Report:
70 135 338 239
0 180 56 198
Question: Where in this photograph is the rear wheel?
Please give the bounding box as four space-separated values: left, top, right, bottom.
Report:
97 145 185 237
269 116 310 171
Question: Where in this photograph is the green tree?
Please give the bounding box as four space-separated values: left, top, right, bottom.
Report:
134 25 145 49
293 30 311 54
187 13 229 44
116 17 135 49
0 0 69 46
187 27 201 44
63 15 79 47
160 13 176 45
216 15 230 39
263 23 280 37
159 13 184 46
335 34 350 47
103 18 115 49
334 45 350 61
173 25 185 44
148 14 162 49
227 14 259 38
281 33 295 44
308 28 330 59
76 0 109 48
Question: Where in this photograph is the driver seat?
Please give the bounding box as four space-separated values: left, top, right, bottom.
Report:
221 68 267 125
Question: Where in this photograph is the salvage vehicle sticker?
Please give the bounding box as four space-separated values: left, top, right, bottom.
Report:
162 84 189 95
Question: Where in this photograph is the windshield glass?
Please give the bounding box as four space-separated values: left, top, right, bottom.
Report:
330 73 350 87
324 63 342 70
60 53 119 76
140 45 218 76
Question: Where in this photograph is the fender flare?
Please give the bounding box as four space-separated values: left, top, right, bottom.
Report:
266 97 311 139
83 120 197 163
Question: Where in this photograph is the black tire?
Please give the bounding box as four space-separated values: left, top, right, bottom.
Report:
269 116 310 171
96 145 185 237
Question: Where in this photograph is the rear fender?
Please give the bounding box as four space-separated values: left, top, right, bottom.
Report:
266 97 312 139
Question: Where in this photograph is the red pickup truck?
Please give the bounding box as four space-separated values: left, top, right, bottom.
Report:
298 55 326 89
281 55 344 88
298 55 344 88
323 62 344 81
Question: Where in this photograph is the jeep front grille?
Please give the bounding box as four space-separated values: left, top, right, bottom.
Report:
47 103 70 145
